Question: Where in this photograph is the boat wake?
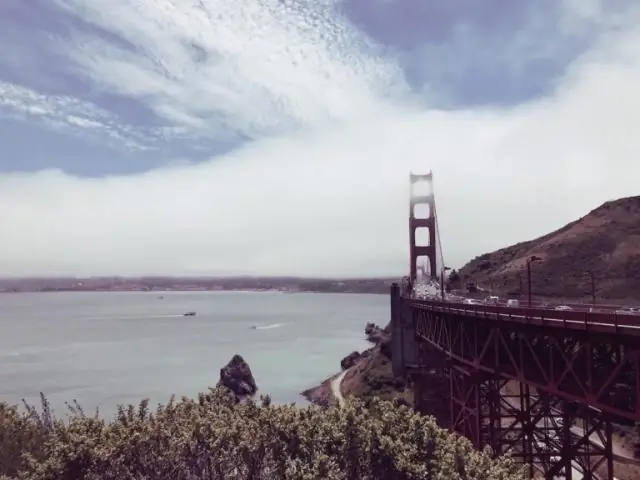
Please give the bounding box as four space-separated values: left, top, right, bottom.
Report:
252 323 285 330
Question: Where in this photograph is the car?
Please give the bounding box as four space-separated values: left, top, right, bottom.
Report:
506 299 520 308
554 305 573 311
463 299 483 305
615 307 640 315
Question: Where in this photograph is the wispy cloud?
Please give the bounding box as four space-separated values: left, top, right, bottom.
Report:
0 0 639 276
0 82 148 149
56 0 407 141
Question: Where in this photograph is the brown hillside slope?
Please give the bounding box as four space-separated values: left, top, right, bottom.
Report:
458 196 640 300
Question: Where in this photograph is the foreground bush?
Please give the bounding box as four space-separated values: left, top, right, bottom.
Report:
1 388 523 480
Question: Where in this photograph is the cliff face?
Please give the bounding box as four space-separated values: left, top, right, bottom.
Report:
340 332 413 406
458 196 640 300
301 321 450 426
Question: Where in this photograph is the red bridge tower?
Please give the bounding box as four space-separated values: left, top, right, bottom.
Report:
409 172 437 281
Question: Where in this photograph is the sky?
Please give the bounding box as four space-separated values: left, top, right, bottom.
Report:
0 0 639 277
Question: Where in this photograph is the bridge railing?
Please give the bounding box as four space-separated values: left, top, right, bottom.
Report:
406 298 640 336
516 300 635 312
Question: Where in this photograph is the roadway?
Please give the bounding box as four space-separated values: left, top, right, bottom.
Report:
412 301 640 338
408 285 640 338
330 369 348 407
426 283 640 315
411 279 640 316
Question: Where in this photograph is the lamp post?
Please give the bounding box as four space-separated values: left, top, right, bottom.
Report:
587 271 596 306
441 266 451 301
527 255 542 307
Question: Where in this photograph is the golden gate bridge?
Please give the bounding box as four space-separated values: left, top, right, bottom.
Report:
391 172 640 479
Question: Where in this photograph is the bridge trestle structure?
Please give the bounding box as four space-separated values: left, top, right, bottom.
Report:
392 287 640 479
393 172 640 479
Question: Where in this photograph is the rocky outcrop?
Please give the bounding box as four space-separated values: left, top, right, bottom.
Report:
365 322 390 344
302 322 389 406
302 321 404 410
217 354 257 400
341 351 361 370
301 377 338 408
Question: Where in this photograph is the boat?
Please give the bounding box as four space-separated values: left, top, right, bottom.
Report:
183 311 197 316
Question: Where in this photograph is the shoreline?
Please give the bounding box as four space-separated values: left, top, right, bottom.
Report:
302 324 393 408
0 277 397 295
0 289 389 295
301 372 342 407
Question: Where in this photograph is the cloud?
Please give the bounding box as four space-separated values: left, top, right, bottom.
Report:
0 0 639 277
56 0 407 141
0 82 147 149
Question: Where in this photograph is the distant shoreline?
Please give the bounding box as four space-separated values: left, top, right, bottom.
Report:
0 276 397 295
0 287 390 295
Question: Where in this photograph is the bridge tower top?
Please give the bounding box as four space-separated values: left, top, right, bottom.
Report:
409 171 437 281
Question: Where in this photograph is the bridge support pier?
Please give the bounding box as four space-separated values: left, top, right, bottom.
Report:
450 365 483 449
390 283 420 378
444 368 617 479
405 305 628 479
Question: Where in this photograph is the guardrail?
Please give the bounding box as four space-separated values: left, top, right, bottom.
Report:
407 299 640 336
523 301 635 312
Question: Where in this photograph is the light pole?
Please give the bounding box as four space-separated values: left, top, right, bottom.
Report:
441 266 451 301
587 271 596 306
527 255 542 307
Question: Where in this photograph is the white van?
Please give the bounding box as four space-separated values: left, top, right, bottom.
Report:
506 299 519 308
484 296 499 305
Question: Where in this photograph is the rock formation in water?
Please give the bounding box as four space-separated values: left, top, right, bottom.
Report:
217 354 258 400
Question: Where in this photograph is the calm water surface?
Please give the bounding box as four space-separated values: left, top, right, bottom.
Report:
0 291 386 418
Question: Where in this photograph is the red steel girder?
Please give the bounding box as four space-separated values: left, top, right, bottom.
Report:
413 306 640 422
408 301 637 480
427 364 616 479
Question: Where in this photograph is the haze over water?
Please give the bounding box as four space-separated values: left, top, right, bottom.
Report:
0 291 383 418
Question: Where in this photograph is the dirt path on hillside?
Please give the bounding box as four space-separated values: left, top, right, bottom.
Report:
330 369 349 406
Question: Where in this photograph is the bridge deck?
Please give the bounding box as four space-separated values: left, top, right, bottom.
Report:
407 299 640 337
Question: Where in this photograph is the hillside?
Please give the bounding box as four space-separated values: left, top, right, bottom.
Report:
457 196 640 300
302 322 451 427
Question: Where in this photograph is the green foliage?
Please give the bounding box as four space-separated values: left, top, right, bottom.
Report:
447 270 462 290
0 394 62 478
1 388 524 480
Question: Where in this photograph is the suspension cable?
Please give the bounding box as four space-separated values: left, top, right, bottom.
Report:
432 183 445 273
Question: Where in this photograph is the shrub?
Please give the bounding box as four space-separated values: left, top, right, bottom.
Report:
0 394 62 478
1 388 524 480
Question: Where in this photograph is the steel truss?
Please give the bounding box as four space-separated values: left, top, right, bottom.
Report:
411 305 640 479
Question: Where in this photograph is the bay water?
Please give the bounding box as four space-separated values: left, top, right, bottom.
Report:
0 291 387 418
